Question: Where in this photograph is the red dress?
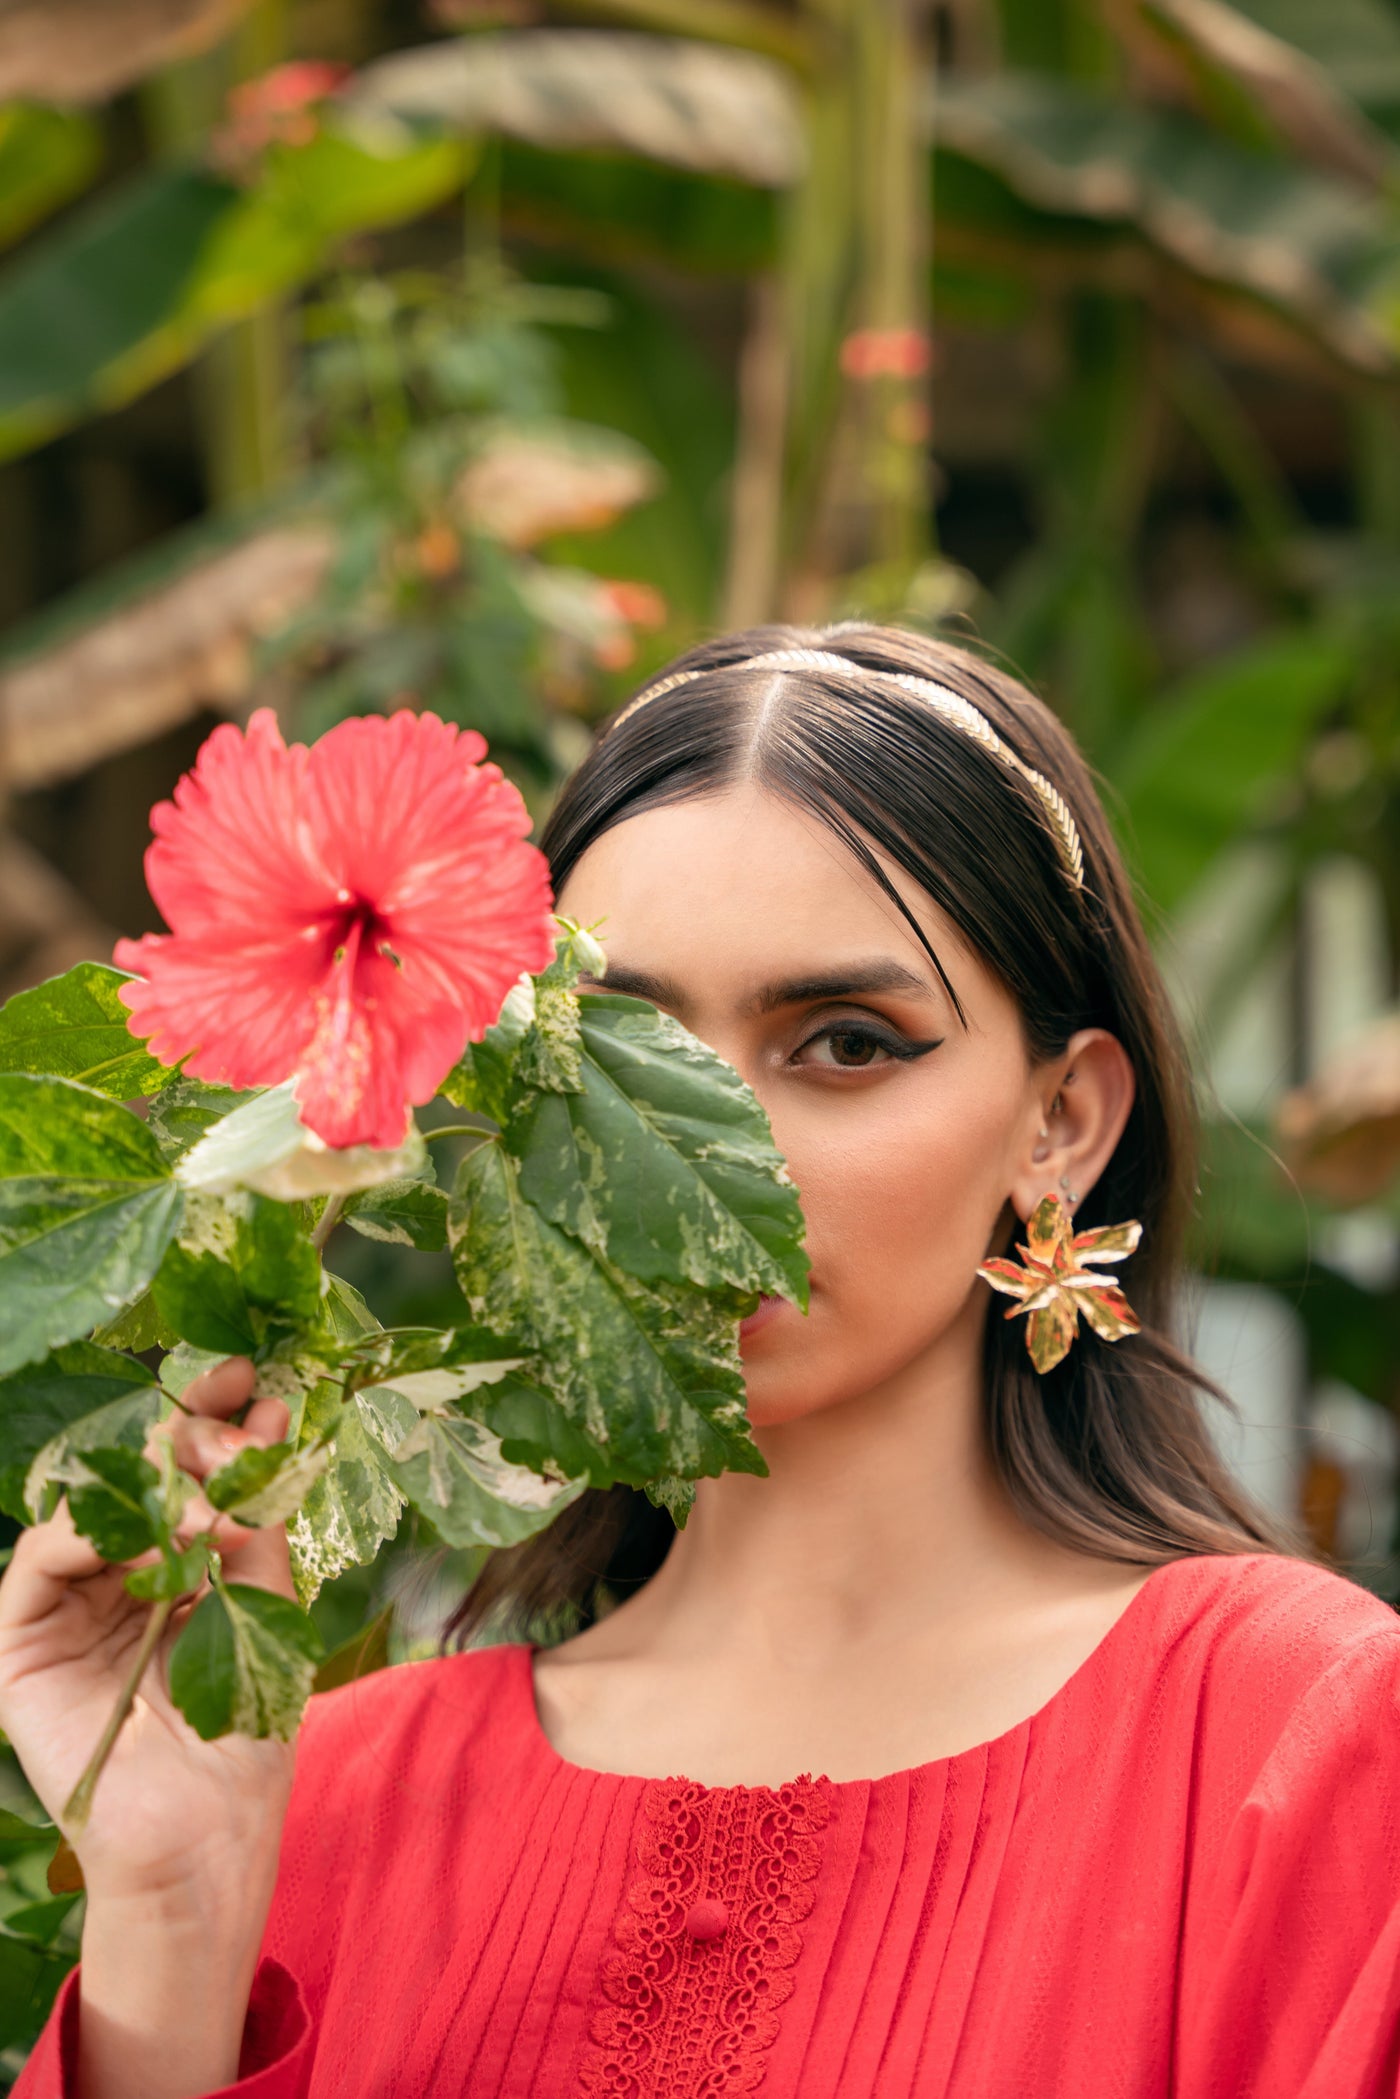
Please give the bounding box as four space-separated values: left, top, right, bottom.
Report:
17 1552 1400 2098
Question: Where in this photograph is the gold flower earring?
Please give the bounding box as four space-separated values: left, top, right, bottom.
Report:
977 1191 1142 1373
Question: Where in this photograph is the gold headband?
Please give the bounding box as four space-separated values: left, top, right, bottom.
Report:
608 646 1085 891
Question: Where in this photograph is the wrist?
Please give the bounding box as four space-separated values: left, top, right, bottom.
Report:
80 1825 282 1938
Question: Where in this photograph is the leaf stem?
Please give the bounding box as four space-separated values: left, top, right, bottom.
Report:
311 1193 345 1254
62 1597 175 1837
422 1124 497 1142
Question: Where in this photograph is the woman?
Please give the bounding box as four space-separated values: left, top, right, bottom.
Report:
3 624 1397 2099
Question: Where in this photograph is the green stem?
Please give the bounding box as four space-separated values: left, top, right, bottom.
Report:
422 1123 497 1142
62 1598 175 1837
311 1193 345 1254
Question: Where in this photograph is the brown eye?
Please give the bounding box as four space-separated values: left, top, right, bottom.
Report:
796 1023 898 1070
827 1029 882 1067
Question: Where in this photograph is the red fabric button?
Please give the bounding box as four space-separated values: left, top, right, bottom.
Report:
683 1899 728 1941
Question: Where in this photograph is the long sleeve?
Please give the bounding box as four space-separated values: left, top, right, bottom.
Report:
1176 1627 1400 2099
11 1957 312 2099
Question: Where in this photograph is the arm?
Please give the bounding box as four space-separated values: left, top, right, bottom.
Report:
0 1362 304 2099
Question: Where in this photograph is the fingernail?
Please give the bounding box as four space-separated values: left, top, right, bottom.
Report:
216 1429 245 1454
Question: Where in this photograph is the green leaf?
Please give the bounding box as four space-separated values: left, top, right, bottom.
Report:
90 1291 176 1353
935 72 1400 373
124 1539 211 1603
0 1342 157 1524
205 1439 331 1528
312 1605 391 1695
514 993 808 1303
0 964 170 1099
1113 628 1351 909
385 1410 581 1549
478 1370 613 1487
0 1811 54 1854
174 1081 427 1199
0 165 237 459
0 1076 182 1375
66 1448 160 1564
167 1579 323 1742
286 1383 413 1605
0 1895 78 1947
1229 0 1400 118
146 1078 256 1162
450 1137 762 1484
342 1175 448 1251
645 1476 696 1525
151 1192 322 1357
0 1930 71 2052
0 105 101 251
0 125 469 464
439 980 532 1123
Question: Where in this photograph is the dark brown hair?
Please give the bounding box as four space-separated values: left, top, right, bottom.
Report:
451 621 1294 1644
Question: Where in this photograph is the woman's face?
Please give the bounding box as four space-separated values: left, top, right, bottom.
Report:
556 784 1058 1429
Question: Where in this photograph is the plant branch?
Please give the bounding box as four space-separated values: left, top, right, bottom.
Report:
62 1598 175 1837
311 1194 345 1253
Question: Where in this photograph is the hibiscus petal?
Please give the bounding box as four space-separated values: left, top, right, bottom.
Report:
115 927 329 1087
293 934 484 1149
139 710 335 941
303 709 556 1040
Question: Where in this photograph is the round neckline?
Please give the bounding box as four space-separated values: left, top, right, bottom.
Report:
517 1552 1214 1795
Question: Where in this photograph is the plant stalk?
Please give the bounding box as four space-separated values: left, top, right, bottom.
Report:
311 1193 346 1253
62 1598 175 1837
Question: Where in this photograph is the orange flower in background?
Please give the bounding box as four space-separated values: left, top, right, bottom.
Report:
114 709 556 1150
599 580 668 630
977 1193 1141 1373
839 328 934 382
215 61 349 164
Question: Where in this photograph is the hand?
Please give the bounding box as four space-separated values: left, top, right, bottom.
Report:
0 1358 298 1907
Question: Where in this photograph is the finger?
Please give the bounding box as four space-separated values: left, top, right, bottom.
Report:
172 1490 296 1601
216 1520 295 1602
180 1357 257 1420
245 1396 290 1445
167 1399 288 1485
0 1505 107 1627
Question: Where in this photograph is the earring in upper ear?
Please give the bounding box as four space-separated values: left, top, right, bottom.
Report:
977 1191 1143 1373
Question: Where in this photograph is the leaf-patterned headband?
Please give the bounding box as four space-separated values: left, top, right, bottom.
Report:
607 646 1086 892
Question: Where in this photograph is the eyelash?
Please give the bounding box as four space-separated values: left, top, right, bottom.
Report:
792 1018 941 1071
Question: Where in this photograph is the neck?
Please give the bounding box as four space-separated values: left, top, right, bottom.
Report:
628 1324 1053 1669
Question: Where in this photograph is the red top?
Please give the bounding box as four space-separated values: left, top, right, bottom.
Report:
18 1553 1400 2098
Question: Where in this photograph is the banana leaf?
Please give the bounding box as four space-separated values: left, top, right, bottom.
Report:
0 126 469 462
0 105 102 249
934 72 1400 373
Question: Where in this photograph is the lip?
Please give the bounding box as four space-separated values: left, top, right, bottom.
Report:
738 1294 787 1340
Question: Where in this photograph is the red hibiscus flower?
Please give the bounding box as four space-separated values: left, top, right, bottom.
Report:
114 709 556 1150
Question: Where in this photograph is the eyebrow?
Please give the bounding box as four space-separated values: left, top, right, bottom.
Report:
582 960 938 1015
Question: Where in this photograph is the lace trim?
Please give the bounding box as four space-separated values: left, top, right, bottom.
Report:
578 1774 830 2097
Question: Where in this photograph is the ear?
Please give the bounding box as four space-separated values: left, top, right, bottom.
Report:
1011 1028 1136 1224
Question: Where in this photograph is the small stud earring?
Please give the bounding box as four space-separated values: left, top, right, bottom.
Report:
1060 1173 1079 1204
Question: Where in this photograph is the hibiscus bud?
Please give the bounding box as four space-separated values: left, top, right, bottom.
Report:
558 920 607 979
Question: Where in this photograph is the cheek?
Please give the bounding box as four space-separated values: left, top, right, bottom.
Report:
742 1073 1024 1421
